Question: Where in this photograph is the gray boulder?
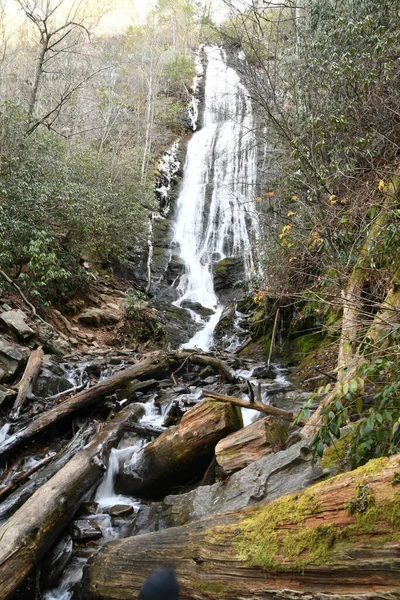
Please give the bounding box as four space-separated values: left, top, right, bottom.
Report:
132 440 325 534
0 310 35 341
0 337 29 383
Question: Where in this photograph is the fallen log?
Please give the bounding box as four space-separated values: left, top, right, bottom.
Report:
83 454 400 600
176 351 234 382
0 403 144 600
0 423 95 522
215 416 288 475
124 422 166 438
10 346 44 421
202 389 306 424
0 351 178 464
0 453 54 502
116 399 243 497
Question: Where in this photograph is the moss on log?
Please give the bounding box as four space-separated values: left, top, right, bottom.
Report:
83 454 400 600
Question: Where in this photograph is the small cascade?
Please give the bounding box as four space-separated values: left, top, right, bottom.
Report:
172 46 258 350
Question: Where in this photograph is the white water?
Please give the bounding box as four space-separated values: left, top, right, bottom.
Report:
0 424 10 444
173 46 258 351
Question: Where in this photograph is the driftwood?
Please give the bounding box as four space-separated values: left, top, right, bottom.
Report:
0 351 178 464
202 389 306 424
116 399 243 497
0 403 144 600
0 423 95 522
10 345 44 420
234 335 252 354
124 422 166 438
83 454 400 600
176 351 234 382
0 453 54 502
215 416 288 475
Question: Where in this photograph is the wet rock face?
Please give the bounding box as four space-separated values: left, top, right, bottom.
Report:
150 300 201 347
212 256 246 303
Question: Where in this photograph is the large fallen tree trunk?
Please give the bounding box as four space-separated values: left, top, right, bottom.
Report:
83 454 400 600
10 345 44 420
0 351 178 464
202 389 306 424
215 416 288 475
0 423 96 522
0 403 144 600
116 399 243 497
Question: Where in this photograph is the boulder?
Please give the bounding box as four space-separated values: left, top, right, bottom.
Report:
33 368 72 398
179 300 215 317
0 337 29 383
132 440 325 533
0 310 35 341
70 519 102 541
214 304 236 339
77 308 121 328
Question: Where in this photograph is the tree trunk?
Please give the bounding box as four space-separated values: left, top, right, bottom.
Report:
215 416 287 475
10 345 44 420
176 351 234 382
0 403 144 600
202 390 305 423
83 454 400 600
0 423 96 522
116 399 243 497
0 351 177 464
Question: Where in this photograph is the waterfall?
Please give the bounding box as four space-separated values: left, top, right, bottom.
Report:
172 46 258 350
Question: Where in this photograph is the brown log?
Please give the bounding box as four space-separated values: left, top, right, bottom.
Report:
83 454 400 600
0 403 144 600
202 389 306 424
234 335 252 354
176 351 234 382
10 346 44 420
0 423 95 522
116 399 243 497
215 416 288 475
0 351 178 464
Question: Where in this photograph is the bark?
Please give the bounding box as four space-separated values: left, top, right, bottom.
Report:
0 403 144 600
0 453 54 502
201 390 305 424
116 399 243 497
83 454 400 600
124 422 166 438
0 423 95 522
0 351 178 465
215 416 288 475
176 351 234 382
10 346 44 420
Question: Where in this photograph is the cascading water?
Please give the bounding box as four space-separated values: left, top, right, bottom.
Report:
172 46 258 351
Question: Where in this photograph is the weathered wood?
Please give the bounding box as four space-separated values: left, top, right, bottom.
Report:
215 416 288 475
0 453 54 501
202 389 306 424
83 454 400 600
176 351 234 382
10 346 44 420
0 423 95 522
0 351 178 464
116 399 243 497
124 422 166 438
0 403 144 600
234 335 252 354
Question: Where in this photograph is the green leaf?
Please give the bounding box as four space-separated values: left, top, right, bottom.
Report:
349 379 358 393
356 397 363 414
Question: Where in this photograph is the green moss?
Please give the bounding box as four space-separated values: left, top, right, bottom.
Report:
321 431 355 471
392 472 400 485
209 457 399 573
192 581 230 596
292 333 324 355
